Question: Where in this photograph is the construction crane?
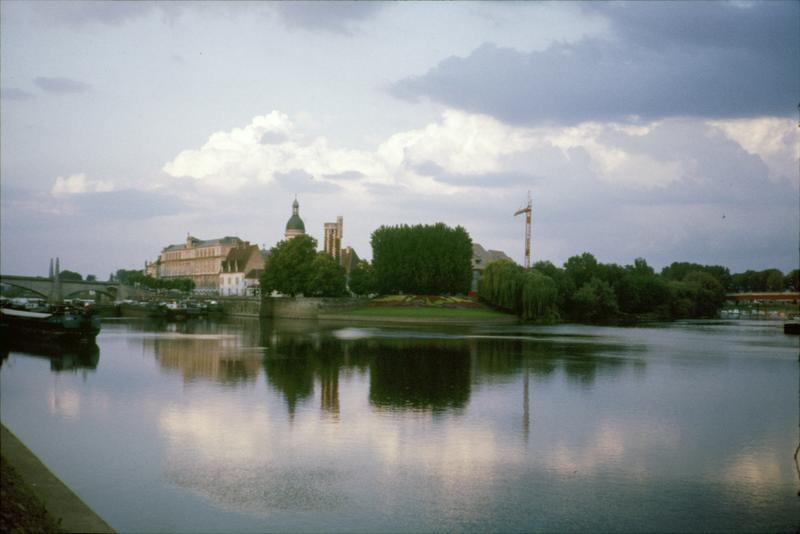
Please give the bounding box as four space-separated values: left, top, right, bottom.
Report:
514 192 532 269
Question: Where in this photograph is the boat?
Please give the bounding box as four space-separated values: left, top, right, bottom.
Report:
0 305 101 346
784 322 800 335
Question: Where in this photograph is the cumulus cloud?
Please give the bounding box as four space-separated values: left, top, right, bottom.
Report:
162 109 536 196
391 2 798 125
34 76 91 94
50 173 114 196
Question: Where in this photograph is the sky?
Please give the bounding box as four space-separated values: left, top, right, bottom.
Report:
1 0 798 279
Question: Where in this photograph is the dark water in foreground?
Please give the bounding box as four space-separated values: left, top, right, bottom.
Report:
1 318 798 532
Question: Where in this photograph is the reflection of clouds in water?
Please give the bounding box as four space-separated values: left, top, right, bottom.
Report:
158 397 521 517
166 464 348 514
545 420 679 476
48 388 81 418
724 450 785 487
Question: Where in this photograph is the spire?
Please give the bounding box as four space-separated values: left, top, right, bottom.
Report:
49 257 63 305
49 258 54 279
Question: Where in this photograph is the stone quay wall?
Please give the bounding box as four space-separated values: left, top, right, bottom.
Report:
260 296 368 319
218 297 262 317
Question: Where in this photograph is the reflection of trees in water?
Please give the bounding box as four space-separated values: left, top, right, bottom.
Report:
470 334 640 386
5 340 100 372
260 322 645 418
262 330 369 420
360 340 471 413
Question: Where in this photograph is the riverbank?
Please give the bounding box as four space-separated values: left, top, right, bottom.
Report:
0 424 114 533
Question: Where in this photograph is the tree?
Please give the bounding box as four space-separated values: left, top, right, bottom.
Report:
308 253 347 297
683 271 725 317
261 235 317 297
765 269 784 292
572 278 619 323
520 269 559 322
59 270 83 281
785 269 800 292
371 223 472 295
564 253 599 290
348 261 376 296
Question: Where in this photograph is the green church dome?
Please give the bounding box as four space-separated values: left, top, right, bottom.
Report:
286 214 305 232
285 198 305 233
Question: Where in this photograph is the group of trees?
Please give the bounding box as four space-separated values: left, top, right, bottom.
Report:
370 223 472 295
260 235 347 297
259 223 472 298
478 254 788 323
112 269 195 292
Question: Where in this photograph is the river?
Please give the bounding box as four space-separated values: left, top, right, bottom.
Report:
1 318 797 532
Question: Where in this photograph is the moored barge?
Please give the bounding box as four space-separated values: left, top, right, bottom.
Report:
0 306 101 346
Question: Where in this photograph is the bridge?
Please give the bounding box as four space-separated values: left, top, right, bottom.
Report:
725 292 800 302
0 274 147 302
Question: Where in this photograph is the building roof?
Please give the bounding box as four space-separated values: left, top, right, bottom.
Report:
341 246 360 274
163 236 242 252
245 268 263 280
221 244 260 273
472 243 513 270
285 214 305 232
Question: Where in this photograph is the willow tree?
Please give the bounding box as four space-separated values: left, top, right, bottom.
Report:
520 269 559 322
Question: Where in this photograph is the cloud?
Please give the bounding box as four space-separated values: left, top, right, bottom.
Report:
50 173 113 196
162 109 536 196
34 76 91 94
1 87 35 100
31 1 184 27
391 2 798 125
272 1 384 35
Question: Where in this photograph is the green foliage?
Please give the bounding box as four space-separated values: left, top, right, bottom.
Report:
786 269 800 292
348 261 376 296
729 268 790 292
520 269 559 322
478 259 524 313
661 262 731 291
479 260 558 322
59 269 83 281
371 223 472 295
572 278 619 323
112 268 194 292
308 253 347 297
261 235 318 297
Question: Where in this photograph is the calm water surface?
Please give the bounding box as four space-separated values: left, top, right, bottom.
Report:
1 318 798 532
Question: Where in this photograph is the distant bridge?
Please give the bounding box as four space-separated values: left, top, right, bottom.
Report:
725 292 800 303
0 274 147 301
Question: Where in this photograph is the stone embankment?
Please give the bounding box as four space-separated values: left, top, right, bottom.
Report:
0 424 115 533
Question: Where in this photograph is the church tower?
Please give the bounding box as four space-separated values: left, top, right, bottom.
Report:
284 198 306 240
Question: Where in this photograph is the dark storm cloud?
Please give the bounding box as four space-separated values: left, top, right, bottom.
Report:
33 1 183 27
34 77 91 94
391 2 799 124
1 87 35 100
273 1 384 34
